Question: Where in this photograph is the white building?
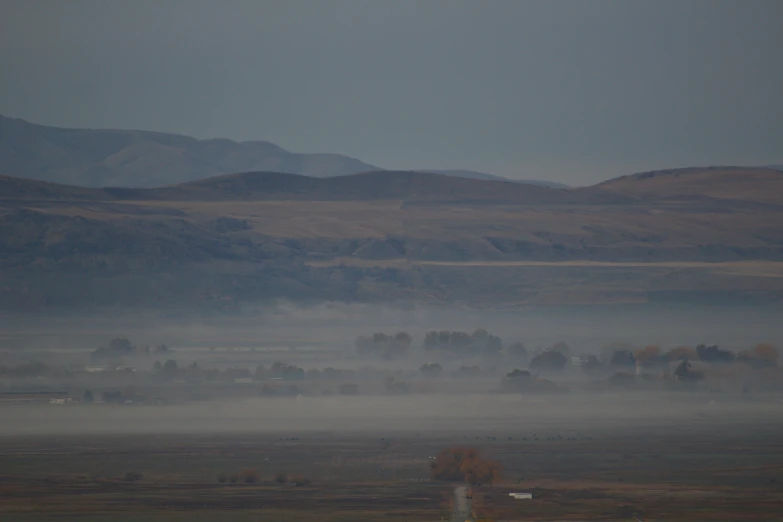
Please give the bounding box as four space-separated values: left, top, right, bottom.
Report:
509 492 533 500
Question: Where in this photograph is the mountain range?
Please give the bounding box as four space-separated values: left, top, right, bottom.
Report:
0 114 378 187
0 114 567 188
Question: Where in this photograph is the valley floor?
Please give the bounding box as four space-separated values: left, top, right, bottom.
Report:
1 396 782 521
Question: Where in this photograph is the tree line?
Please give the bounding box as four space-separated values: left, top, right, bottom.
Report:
353 330 779 374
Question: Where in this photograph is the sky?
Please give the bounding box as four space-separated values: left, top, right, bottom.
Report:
1 0 781 185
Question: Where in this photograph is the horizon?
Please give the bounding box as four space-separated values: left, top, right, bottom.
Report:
2 111 780 188
2 1 782 185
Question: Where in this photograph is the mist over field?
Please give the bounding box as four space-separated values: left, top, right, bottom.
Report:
3 302 783 417
3 391 780 436
5 300 783 353
2 1 783 519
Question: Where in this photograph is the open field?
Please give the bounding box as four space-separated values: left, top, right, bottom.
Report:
1 396 782 521
308 257 783 277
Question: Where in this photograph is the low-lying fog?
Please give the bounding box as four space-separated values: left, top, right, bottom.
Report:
2 394 780 436
2 302 782 438
3 301 783 353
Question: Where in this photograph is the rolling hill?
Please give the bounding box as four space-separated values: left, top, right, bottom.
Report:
0 115 568 190
595 166 783 205
103 170 601 204
0 174 108 201
0 169 607 204
0 114 379 187
1 167 782 311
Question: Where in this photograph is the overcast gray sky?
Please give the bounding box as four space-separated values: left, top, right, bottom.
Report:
1 0 781 185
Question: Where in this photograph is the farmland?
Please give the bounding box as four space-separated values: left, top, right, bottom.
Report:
1 395 782 521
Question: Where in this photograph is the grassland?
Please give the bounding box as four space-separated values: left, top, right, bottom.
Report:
2 397 782 521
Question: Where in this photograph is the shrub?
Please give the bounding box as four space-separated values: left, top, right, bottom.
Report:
753 343 779 366
738 343 780 369
217 473 228 483
355 332 412 359
240 469 260 484
92 338 136 359
529 350 568 371
696 344 734 363
674 360 705 384
423 329 502 356
430 447 501 486
501 369 533 392
269 362 305 380
162 359 179 375
274 472 287 484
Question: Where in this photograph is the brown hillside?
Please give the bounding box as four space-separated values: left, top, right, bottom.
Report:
594 167 783 204
0 174 109 201
103 170 624 204
2 170 598 204
2 168 783 310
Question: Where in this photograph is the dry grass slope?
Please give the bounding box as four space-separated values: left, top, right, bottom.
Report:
1 167 782 309
596 167 783 205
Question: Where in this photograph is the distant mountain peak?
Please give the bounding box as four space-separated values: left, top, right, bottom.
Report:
0 114 379 188
0 114 574 190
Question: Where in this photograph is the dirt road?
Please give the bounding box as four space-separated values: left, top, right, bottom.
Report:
453 485 474 522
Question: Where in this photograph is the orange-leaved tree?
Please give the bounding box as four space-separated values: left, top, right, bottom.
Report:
754 343 779 366
635 345 661 364
430 447 501 486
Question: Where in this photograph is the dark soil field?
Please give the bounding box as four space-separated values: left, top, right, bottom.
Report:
1 398 782 521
